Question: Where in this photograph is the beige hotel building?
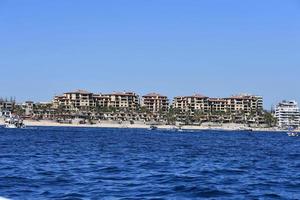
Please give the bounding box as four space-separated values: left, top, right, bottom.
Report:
53 90 262 115
53 90 139 111
173 94 263 115
142 93 169 113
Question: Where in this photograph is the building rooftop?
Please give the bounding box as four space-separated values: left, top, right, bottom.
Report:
189 94 208 98
65 89 92 94
277 100 298 106
143 93 166 97
229 94 261 100
106 91 137 96
174 94 208 99
208 98 227 102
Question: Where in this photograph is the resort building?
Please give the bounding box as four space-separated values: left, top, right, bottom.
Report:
208 98 228 113
275 100 300 128
93 92 139 110
142 93 169 113
53 90 95 111
51 90 264 121
53 90 139 111
173 94 263 115
173 94 209 113
225 94 263 114
93 94 110 108
104 92 139 110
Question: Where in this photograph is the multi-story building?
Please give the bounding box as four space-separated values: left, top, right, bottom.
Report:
173 94 209 113
172 94 263 115
225 94 263 114
52 90 264 118
23 101 34 116
208 98 228 113
0 99 14 111
104 92 139 110
142 93 169 113
250 95 263 111
93 94 110 108
53 90 95 111
0 99 14 117
275 100 300 128
54 90 139 112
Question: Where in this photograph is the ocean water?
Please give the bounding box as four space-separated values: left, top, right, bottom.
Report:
0 127 299 200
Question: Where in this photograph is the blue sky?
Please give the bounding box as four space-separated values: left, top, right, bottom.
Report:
0 0 300 108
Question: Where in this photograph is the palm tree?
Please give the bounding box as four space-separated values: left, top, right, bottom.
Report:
165 107 180 125
263 111 277 127
193 110 206 125
13 105 25 117
56 105 67 120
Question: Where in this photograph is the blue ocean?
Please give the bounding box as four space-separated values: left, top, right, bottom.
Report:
0 127 299 199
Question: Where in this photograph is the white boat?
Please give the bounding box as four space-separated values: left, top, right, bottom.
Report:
287 132 299 137
4 116 26 129
168 126 183 132
287 127 299 137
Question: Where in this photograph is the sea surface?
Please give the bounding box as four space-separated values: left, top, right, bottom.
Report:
0 127 299 200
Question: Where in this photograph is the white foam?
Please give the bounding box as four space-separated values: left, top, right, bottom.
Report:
0 197 11 200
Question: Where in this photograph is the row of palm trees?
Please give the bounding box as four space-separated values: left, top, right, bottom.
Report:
12 104 278 127
165 108 277 127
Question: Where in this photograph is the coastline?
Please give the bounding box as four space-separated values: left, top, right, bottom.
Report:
0 118 290 132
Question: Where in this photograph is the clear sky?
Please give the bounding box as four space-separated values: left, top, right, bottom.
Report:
0 0 299 109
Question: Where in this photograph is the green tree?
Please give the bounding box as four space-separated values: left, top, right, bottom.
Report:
263 111 277 127
165 107 180 125
193 110 206 125
13 105 25 117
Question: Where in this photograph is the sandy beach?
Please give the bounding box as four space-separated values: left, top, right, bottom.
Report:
0 118 289 132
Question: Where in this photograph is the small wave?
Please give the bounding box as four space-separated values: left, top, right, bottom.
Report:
263 193 282 199
99 166 122 173
214 168 247 175
56 192 86 200
1 127 299 199
173 185 232 198
196 189 233 198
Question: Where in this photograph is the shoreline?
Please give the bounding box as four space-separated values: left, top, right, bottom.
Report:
0 118 291 132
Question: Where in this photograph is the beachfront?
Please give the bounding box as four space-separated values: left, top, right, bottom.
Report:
1 90 299 130
0 117 287 132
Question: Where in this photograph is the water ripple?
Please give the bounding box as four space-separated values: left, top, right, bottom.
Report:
0 127 299 199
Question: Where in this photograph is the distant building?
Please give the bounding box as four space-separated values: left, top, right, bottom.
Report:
173 93 263 115
53 90 139 112
0 99 14 111
23 101 34 116
275 100 300 128
142 93 169 113
104 92 139 110
52 90 263 118
27 102 55 119
226 94 263 113
53 90 95 111
93 94 110 108
173 94 209 113
0 99 15 117
208 98 228 113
